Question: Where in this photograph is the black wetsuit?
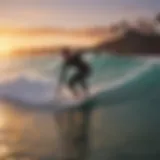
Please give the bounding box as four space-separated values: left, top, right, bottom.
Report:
63 54 91 91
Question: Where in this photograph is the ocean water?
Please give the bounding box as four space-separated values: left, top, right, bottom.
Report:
0 53 160 160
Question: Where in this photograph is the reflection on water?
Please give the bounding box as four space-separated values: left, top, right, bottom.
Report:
0 101 93 160
0 101 160 160
0 101 60 160
0 101 92 160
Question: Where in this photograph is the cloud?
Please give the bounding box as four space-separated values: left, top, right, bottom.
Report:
0 0 158 27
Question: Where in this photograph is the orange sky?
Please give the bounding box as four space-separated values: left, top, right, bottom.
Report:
0 30 113 55
0 0 158 55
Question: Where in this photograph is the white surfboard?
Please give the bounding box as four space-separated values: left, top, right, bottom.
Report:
54 86 100 108
3 86 101 113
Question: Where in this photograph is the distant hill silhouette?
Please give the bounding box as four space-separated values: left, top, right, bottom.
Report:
96 29 160 55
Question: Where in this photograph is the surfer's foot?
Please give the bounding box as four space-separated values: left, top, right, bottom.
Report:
74 91 89 100
70 88 90 99
85 90 90 97
71 91 85 100
81 89 90 98
71 91 80 99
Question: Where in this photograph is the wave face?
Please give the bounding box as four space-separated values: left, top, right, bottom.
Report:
0 54 159 110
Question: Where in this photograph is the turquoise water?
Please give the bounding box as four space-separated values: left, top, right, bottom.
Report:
0 53 160 160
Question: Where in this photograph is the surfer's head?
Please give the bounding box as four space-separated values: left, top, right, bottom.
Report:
61 47 71 60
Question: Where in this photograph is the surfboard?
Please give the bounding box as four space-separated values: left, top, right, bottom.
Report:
55 86 99 109
3 86 100 113
55 89 85 107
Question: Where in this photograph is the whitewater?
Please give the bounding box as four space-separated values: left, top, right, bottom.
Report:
0 53 159 111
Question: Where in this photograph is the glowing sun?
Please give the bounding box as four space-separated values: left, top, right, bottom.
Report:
0 36 15 56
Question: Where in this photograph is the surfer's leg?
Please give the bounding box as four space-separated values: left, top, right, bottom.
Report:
79 78 87 91
69 72 90 97
79 79 89 96
68 74 80 96
79 73 90 96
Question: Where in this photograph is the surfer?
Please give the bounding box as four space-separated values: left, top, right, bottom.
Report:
59 48 91 97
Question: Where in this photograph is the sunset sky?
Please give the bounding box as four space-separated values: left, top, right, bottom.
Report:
0 0 159 55
0 0 159 28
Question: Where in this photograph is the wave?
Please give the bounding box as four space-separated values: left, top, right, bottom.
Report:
0 76 55 105
0 54 159 112
83 62 160 110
